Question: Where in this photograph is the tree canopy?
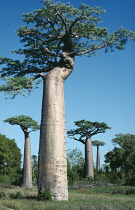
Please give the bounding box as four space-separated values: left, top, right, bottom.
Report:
4 115 40 133
0 133 22 185
0 0 135 97
92 140 105 147
67 148 85 169
105 134 135 185
67 120 111 144
67 149 85 184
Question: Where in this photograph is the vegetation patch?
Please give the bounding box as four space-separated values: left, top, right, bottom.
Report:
10 191 22 199
70 186 135 196
0 187 135 210
37 189 52 201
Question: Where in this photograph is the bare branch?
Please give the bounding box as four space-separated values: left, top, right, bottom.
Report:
46 18 59 34
28 72 45 83
55 11 68 33
37 32 62 43
74 43 108 56
44 48 61 57
68 17 81 34
70 137 85 144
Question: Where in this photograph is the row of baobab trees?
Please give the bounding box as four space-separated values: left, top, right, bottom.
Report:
0 0 134 201
4 115 110 188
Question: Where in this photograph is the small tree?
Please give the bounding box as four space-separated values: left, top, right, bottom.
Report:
4 115 40 188
32 155 38 186
105 134 135 185
67 120 110 178
67 149 84 170
0 133 22 185
92 140 105 172
67 149 85 184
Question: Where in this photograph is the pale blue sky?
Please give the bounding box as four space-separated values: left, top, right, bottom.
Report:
0 0 135 166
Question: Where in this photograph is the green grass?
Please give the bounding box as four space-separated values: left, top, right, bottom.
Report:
0 186 135 210
70 186 135 194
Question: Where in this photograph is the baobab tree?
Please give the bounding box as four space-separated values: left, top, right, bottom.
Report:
0 0 135 200
67 120 110 178
4 115 40 188
92 140 105 172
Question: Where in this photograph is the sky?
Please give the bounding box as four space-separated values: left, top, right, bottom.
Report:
0 0 135 167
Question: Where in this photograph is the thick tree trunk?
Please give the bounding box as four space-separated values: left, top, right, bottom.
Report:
38 54 74 200
85 137 94 178
23 133 32 188
96 145 100 171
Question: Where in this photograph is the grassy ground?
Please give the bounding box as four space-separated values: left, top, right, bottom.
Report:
0 186 135 210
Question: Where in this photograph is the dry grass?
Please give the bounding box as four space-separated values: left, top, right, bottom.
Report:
0 186 135 210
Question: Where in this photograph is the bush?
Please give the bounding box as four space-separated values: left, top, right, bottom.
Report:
0 175 12 185
94 173 109 186
0 192 6 199
10 191 22 199
37 189 52 201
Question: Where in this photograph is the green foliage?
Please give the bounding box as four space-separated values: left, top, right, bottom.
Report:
0 191 6 199
92 140 105 147
67 120 111 144
81 176 94 184
38 189 52 201
31 155 38 186
0 175 14 186
94 170 109 186
0 134 22 186
0 76 40 99
67 149 85 185
102 164 110 174
67 149 85 169
1 186 135 209
104 134 135 185
10 191 22 199
0 0 135 97
4 115 40 133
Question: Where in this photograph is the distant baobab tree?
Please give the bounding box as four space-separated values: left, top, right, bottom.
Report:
0 0 134 200
92 140 105 172
4 115 40 188
67 120 110 178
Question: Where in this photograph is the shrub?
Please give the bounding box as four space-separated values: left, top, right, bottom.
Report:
0 192 6 199
37 189 52 201
10 191 22 199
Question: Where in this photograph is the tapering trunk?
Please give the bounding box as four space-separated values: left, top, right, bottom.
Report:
96 145 100 171
85 137 94 178
38 56 74 200
23 132 32 188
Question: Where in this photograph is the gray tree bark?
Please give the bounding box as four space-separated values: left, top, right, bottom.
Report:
96 145 100 171
38 53 74 200
85 137 94 178
23 133 32 188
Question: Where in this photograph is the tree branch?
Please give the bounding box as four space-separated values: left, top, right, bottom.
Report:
30 72 45 80
68 17 82 34
71 137 85 145
55 11 68 33
74 43 108 56
44 48 60 57
37 32 62 44
46 18 59 34
91 130 105 136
